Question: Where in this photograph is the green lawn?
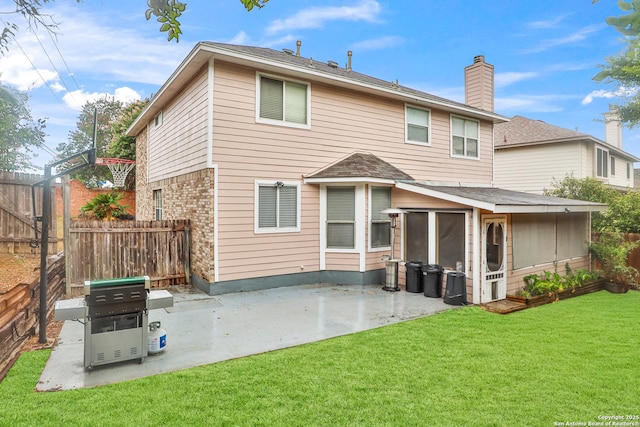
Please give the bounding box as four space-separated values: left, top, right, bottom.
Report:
1 291 638 426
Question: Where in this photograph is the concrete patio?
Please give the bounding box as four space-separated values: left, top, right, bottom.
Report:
37 283 457 391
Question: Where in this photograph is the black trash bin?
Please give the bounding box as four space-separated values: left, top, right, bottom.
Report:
405 261 424 293
422 264 443 298
444 271 467 305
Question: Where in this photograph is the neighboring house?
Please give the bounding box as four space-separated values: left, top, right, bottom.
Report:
127 42 604 304
494 111 639 194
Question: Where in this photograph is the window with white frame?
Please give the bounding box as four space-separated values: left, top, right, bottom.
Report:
596 147 608 177
611 155 616 176
327 186 355 249
258 75 309 126
627 162 631 179
153 189 162 220
451 116 479 158
406 105 430 145
255 181 300 232
370 187 391 248
154 111 163 127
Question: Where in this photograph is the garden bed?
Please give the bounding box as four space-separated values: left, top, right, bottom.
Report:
483 280 632 314
506 280 607 308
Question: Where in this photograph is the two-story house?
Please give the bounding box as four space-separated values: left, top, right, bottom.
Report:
127 42 604 304
494 110 639 194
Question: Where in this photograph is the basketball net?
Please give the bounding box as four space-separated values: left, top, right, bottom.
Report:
96 158 135 188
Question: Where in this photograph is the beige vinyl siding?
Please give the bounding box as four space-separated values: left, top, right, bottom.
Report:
148 66 209 182
494 142 585 194
325 252 361 272
211 61 494 282
596 143 635 188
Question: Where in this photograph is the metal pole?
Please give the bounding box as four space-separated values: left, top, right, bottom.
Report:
63 175 71 295
38 165 51 344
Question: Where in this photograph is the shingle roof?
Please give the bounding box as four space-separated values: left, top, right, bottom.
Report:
493 115 640 161
305 152 414 181
494 115 590 147
397 182 607 213
203 42 479 114
128 41 508 136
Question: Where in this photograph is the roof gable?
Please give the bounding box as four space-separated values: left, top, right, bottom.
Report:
305 152 414 181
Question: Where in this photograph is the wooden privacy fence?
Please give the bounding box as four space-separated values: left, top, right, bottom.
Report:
0 171 57 254
66 219 191 295
623 233 640 272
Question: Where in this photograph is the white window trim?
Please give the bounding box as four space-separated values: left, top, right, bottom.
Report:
450 115 480 160
596 146 609 178
368 186 392 252
320 184 365 254
405 104 432 147
255 72 311 130
610 155 616 176
153 189 162 221
254 180 301 234
154 110 163 127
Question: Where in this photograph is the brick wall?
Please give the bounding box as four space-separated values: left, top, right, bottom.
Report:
136 127 215 283
55 179 136 218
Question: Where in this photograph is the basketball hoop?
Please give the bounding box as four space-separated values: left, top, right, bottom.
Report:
96 158 135 188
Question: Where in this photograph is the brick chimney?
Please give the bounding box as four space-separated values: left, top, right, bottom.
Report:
604 106 622 149
465 55 494 112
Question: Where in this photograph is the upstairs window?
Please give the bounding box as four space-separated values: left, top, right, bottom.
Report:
596 147 608 178
256 181 300 233
258 75 309 127
451 116 479 159
370 187 391 248
406 105 430 145
611 155 616 176
627 162 631 179
154 111 163 127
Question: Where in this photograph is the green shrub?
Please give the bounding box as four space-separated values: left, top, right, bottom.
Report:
519 267 600 298
589 232 640 286
80 191 128 221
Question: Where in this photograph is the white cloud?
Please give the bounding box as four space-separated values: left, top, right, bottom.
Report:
496 94 570 113
266 0 382 35
2 3 189 90
228 31 249 45
0 52 59 91
350 36 403 51
522 24 602 54
494 72 539 88
526 14 570 30
581 87 637 105
62 86 141 110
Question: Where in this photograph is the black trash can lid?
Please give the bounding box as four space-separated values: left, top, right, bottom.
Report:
423 264 443 272
407 260 424 267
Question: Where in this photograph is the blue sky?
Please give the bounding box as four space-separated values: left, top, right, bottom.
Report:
0 0 636 170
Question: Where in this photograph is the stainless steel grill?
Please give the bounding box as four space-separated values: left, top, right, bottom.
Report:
55 276 173 370
84 276 149 369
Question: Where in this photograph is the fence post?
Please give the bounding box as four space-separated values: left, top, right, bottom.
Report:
184 225 191 285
